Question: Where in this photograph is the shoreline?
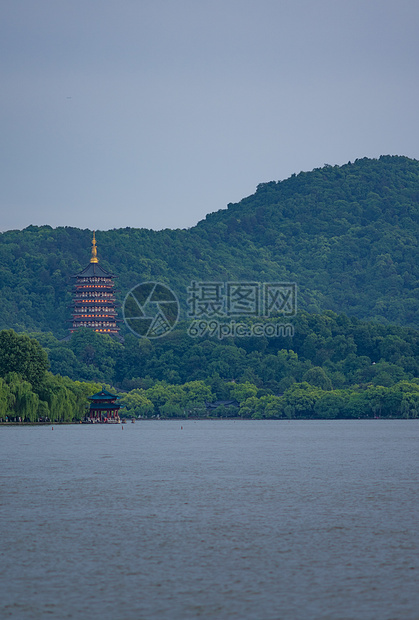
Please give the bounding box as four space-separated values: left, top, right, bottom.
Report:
1 417 417 426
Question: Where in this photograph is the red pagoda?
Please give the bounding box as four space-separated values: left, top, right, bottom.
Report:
86 388 122 423
70 232 120 335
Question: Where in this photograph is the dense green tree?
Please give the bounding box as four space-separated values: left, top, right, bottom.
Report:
303 367 333 390
119 389 154 418
0 330 49 390
314 392 346 419
239 396 260 418
256 395 285 419
228 381 258 403
281 383 323 418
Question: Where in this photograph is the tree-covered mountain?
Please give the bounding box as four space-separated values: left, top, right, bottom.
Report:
0 155 418 337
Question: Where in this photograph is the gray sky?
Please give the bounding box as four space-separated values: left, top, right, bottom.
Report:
1 0 419 232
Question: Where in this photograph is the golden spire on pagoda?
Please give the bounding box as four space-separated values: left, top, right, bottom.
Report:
90 231 99 263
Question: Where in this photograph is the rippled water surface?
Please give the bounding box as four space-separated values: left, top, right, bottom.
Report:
1 420 418 619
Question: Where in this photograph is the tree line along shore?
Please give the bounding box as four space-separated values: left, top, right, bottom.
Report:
1 313 418 422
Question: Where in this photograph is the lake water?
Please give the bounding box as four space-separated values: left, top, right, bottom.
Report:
0 420 418 619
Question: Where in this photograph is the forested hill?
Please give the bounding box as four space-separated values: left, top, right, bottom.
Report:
0 155 418 337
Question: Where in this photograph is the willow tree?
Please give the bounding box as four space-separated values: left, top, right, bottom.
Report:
5 372 40 422
0 377 13 420
39 374 76 423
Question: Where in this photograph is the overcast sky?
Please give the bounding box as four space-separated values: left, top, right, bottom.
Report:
1 0 419 232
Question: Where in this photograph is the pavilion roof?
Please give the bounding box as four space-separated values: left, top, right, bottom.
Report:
88 388 120 401
89 403 122 410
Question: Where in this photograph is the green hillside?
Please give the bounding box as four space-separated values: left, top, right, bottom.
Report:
0 155 418 336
